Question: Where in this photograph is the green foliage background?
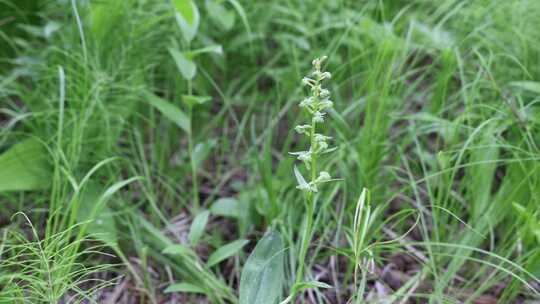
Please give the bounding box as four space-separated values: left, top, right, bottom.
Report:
1 0 540 303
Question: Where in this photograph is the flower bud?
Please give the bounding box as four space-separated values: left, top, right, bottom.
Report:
295 124 311 134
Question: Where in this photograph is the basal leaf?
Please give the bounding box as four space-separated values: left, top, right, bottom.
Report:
77 183 117 247
239 231 284 304
0 138 50 192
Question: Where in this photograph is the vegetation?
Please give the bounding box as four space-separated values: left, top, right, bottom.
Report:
1 0 540 303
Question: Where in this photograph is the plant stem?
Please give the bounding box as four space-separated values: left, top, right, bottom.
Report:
294 117 318 297
188 104 199 210
295 193 315 283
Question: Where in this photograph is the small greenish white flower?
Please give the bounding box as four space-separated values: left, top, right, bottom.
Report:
300 97 314 108
290 150 312 168
295 124 311 135
314 133 331 142
302 77 314 86
316 171 331 183
321 71 332 79
312 56 327 70
320 89 330 98
293 56 335 194
319 99 333 109
297 182 317 193
314 133 331 151
313 111 325 123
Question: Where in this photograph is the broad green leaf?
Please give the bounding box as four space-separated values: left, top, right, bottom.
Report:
182 95 212 108
169 48 197 80
173 0 200 43
206 0 235 31
165 282 206 294
79 177 141 246
193 139 217 169
207 239 249 267
239 231 284 304
189 210 210 246
143 91 190 134
210 197 240 218
0 138 50 192
77 183 117 247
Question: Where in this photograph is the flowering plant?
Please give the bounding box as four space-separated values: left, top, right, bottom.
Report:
291 56 336 297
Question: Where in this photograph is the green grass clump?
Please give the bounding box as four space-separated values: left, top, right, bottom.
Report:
2 0 540 303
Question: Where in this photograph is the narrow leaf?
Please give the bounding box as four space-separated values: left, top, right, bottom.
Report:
169 48 197 80
509 81 540 94
193 139 217 169
227 0 251 39
165 282 206 294
210 198 240 218
188 45 224 57
143 91 190 134
207 239 249 267
294 281 333 292
182 95 212 108
189 210 210 246
163 244 194 256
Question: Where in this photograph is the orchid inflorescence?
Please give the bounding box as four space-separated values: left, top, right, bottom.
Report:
291 56 336 194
